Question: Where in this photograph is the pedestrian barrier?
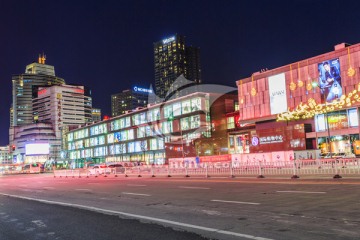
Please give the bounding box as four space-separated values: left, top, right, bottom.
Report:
52 158 360 179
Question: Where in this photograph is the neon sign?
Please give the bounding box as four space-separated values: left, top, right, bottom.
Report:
162 36 175 44
38 89 47 95
133 86 153 93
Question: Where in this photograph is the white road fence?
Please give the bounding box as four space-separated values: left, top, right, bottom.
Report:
53 158 360 179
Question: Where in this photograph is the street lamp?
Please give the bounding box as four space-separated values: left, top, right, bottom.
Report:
312 81 332 155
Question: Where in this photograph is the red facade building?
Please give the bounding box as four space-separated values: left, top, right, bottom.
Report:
231 42 360 156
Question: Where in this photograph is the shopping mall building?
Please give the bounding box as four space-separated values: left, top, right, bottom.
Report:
64 92 237 167
229 42 360 156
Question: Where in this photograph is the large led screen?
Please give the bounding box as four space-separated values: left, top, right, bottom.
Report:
318 58 342 103
25 143 50 155
268 73 287 115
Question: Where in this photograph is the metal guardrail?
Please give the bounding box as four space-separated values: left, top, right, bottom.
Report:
52 158 360 179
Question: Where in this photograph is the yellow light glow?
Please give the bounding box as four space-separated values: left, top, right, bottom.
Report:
251 87 257 96
277 82 360 121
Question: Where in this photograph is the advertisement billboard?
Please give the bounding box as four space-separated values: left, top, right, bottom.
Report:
268 73 287 115
318 58 342 103
25 143 50 155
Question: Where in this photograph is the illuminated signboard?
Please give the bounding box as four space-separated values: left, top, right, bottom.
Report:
162 36 175 44
268 73 287 115
318 58 342 103
25 143 50 155
74 88 84 94
259 135 284 144
133 86 153 93
38 89 47 95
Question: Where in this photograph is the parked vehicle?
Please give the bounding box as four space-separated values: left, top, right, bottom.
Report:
107 163 125 173
88 164 110 175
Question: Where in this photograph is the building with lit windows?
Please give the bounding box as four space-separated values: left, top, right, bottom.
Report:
111 86 152 117
10 54 65 128
64 92 237 167
11 123 56 164
9 55 66 161
25 84 92 162
233 42 360 156
0 146 11 164
92 108 102 122
154 35 201 99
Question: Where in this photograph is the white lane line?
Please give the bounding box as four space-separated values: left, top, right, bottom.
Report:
122 192 150 197
0 192 272 240
75 189 92 191
127 184 147 187
179 186 210 190
276 191 326 194
211 200 260 205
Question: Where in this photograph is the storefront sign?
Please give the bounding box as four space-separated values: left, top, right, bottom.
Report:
268 73 287 115
251 136 259 146
259 135 284 144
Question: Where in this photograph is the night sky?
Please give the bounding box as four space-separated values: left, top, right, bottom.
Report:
1 0 360 145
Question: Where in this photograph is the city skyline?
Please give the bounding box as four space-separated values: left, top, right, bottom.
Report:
2 0 360 145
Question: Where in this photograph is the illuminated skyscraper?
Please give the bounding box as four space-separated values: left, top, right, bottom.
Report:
111 86 152 117
10 54 65 127
154 34 201 99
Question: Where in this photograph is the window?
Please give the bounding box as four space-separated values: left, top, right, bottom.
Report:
190 115 200 129
137 126 146 138
182 100 191 114
173 102 181 116
191 98 201 112
227 117 235 129
181 117 190 131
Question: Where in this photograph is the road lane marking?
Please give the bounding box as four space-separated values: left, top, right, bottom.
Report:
0 193 273 240
179 186 210 190
75 189 92 191
122 192 150 196
127 184 147 187
211 200 260 205
276 191 326 194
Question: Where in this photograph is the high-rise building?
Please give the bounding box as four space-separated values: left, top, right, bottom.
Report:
31 84 92 161
185 46 202 84
111 86 152 117
10 54 65 128
92 108 102 122
154 34 201 99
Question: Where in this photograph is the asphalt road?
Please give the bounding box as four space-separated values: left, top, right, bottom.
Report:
0 174 360 240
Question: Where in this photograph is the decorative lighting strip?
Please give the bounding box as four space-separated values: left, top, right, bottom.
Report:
277 83 360 121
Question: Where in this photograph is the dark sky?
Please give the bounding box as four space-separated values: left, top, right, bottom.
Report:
1 0 360 145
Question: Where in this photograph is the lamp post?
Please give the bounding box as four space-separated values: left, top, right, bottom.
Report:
312 81 332 155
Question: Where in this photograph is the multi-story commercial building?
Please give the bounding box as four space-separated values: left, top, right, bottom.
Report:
65 92 236 167
0 146 11 164
10 55 65 128
9 55 65 156
92 108 102 122
11 123 56 164
232 42 360 156
29 84 92 161
154 35 201 99
111 86 152 117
